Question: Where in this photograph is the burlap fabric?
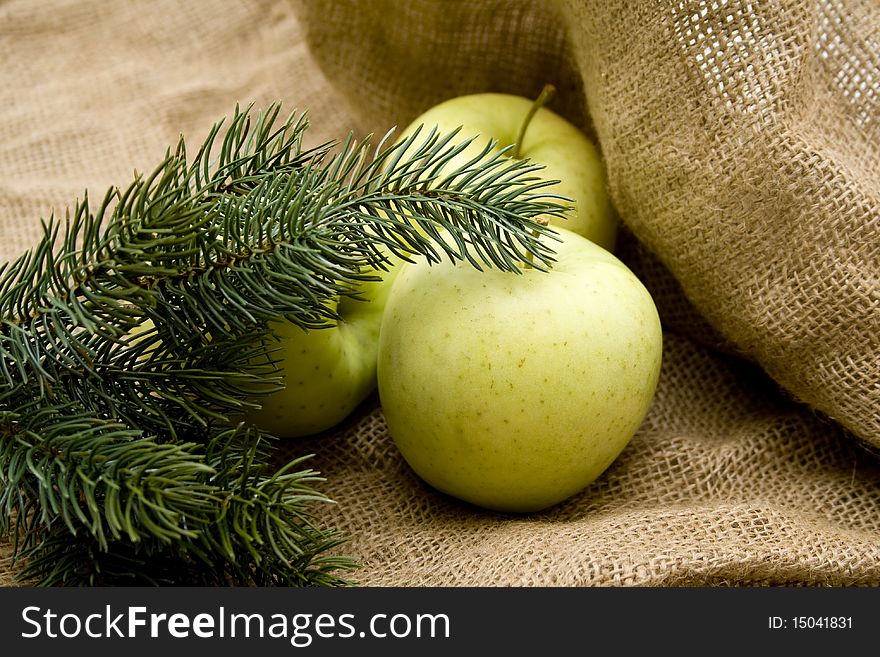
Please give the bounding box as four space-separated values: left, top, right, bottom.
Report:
1 0 879 586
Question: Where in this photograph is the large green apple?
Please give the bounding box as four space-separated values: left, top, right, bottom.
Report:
398 89 617 251
377 226 662 512
248 262 401 438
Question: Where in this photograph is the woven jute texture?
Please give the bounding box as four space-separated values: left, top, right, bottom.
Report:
2 0 879 586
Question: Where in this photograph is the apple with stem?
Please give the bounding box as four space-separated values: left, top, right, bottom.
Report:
397 84 617 251
377 226 663 512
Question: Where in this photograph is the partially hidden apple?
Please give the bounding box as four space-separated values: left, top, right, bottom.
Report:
247 260 402 438
397 85 618 251
124 263 400 439
377 226 663 513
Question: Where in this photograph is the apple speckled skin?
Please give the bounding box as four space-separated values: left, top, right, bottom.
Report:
398 92 617 251
377 227 663 512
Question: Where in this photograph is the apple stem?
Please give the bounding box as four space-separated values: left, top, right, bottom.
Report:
524 216 551 270
512 84 557 160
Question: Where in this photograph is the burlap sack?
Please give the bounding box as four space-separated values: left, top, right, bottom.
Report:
1 0 879 586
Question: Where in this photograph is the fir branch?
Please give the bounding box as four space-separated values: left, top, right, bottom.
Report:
0 407 214 548
8 422 350 587
0 102 569 586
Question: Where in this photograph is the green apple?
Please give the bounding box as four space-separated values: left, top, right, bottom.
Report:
124 267 399 439
247 261 402 438
377 226 662 512
398 87 617 251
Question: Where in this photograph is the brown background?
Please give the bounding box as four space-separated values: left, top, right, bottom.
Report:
1 0 879 585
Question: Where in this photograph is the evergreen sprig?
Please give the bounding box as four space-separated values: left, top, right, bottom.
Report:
0 102 567 585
